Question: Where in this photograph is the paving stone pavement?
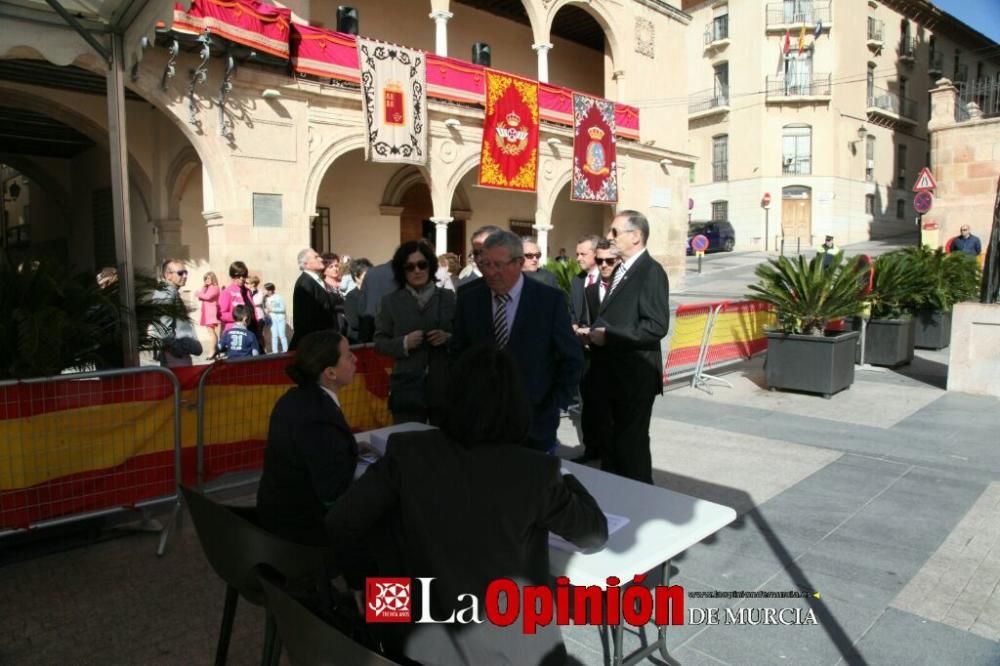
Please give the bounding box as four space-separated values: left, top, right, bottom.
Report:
2 346 999 665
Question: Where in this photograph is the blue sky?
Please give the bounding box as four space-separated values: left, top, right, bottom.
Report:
933 0 1000 43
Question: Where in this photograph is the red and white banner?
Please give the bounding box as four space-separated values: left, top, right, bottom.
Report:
357 37 428 165
479 69 539 192
571 93 618 203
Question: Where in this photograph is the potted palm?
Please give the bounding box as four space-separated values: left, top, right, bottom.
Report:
748 254 867 398
905 247 979 349
861 250 920 367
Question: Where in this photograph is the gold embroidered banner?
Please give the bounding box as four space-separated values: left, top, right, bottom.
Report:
478 69 539 192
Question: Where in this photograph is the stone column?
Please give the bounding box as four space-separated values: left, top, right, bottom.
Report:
612 70 626 101
928 78 957 130
430 10 453 57
431 216 452 254
532 209 553 261
532 42 553 83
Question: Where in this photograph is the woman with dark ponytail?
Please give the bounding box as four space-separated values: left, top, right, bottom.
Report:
257 330 359 545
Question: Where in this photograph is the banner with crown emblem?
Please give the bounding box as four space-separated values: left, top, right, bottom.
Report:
357 37 427 165
479 70 539 192
571 93 618 203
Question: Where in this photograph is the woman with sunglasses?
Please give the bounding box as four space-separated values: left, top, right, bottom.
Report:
374 239 455 425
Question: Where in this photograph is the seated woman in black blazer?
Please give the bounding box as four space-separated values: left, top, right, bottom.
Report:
327 344 609 665
257 330 358 546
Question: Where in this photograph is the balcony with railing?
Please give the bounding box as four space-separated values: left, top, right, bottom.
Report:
928 51 944 75
765 74 832 101
867 86 917 123
956 78 1000 121
766 2 832 31
899 36 916 62
689 86 730 118
704 15 729 48
867 17 884 48
782 156 812 175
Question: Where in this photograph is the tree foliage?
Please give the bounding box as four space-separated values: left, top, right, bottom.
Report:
544 258 581 296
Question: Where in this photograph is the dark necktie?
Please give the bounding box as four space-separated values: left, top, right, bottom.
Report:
494 293 510 348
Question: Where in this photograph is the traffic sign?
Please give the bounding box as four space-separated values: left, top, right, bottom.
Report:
912 167 937 192
691 234 710 252
913 190 934 214
761 192 772 208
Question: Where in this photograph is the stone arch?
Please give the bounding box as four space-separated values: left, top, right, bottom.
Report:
380 165 434 207
165 146 202 220
0 83 155 216
303 131 368 214
540 161 573 215
519 0 549 46
543 0 623 74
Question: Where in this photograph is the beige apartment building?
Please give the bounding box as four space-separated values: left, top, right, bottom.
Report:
683 0 1000 252
0 0 697 328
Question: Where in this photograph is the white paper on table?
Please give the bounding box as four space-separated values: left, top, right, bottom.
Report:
367 422 437 454
549 512 629 552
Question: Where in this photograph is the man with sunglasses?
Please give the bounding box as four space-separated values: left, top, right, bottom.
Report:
521 237 560 289
456 224 503 289
452 230 583 453
151 258 203 367
583 211 670 484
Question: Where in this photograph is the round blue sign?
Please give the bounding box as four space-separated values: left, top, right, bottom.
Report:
913 191 933 214
691 234 710 252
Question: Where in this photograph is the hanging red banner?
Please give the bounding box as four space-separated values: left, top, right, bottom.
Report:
571 93 618 203
478 69 539 192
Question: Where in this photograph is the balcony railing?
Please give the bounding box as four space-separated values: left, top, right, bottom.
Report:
867 17 884 43
765 73 832 99
704 15 729 45
928 51 943 74
689 86 730 114
766 2 831 28
782 157 812 175
956 78 1000 121
899 37 916 60
868 86 917 120
712 162 728 182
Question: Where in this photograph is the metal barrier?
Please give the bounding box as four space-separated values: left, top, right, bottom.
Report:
195 344 393 494
665 300 775 393
0 366 183 555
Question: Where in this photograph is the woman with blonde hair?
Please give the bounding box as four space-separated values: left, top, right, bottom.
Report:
196 271 221 353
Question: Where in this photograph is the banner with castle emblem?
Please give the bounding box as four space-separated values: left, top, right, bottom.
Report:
571 93 618 203
479 70 539 192
357 37 427 165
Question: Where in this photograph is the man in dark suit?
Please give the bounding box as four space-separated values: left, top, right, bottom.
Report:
455 224 503 290
290 248 337 350
452 230 584 452
571 234 601 327
521 237 560 289
355 260 395 342
584 211 670 484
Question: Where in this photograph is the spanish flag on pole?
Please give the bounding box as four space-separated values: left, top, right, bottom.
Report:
798 22 806 54
783 29 791 55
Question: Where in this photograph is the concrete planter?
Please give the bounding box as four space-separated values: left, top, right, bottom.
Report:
765 330 860 398
864 318 915 367
914 310 952 350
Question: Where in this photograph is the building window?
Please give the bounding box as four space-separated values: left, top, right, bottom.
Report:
711 200 728 221
896 199 905 219
867 63 875 103
954 49 961 80
712 135 728 182
783 51 813 95
689 166 695 184
311 206 331 253
896 144 907 189
714 62 729 105
866 194 876 215
865 135 876 182
712 5 729 41
782 124 811 175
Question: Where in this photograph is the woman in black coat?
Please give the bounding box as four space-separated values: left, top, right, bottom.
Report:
327 344 609 665
257 330 359 546
374 239 455 425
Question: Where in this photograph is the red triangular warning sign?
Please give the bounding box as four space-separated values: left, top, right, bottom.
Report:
912 167 937 192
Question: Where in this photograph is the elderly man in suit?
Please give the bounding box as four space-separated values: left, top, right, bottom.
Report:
290 248 336 350
452 230 583 452
521 237 559 289
583 211 670 483
456 224 503 289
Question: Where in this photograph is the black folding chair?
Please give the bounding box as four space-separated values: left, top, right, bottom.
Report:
259 569 396 666
179 485 334 666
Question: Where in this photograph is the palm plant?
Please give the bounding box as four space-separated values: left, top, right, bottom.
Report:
544 258 581 296
747 254 868 336
0 252 190 379
867 250 924 319
900 246 979 312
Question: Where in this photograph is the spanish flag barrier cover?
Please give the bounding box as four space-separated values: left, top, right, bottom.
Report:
478 69 539 192
357 37 428 166
571 93 618 203
0 347 393 530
